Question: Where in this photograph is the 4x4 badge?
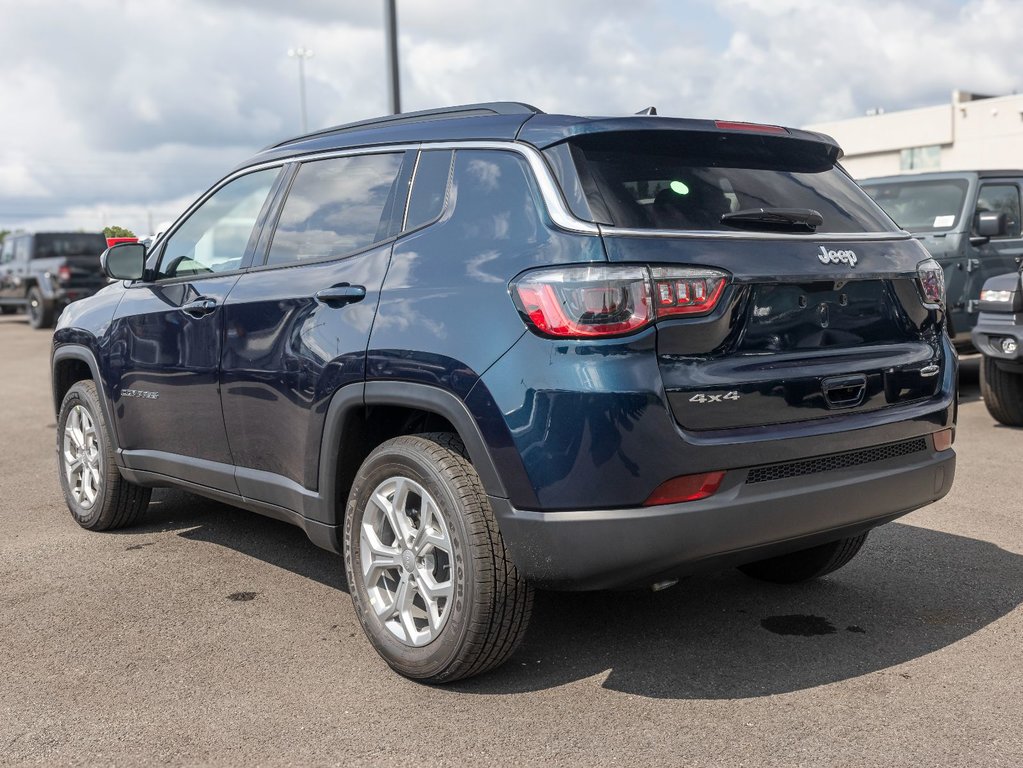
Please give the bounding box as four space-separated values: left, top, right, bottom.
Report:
818 245 857 267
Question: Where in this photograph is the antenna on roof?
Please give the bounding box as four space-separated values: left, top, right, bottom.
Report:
635 106 658 115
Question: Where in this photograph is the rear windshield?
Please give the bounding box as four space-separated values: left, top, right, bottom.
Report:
545 131 894 233
33 233 107 258
859 179 968 233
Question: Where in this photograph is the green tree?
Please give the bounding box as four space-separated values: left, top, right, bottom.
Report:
0 229 9 245
103 225 136 238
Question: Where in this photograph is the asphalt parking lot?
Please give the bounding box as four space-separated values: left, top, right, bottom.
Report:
1 313 1021 767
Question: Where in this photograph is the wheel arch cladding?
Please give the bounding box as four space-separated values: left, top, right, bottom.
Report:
318 381 530 527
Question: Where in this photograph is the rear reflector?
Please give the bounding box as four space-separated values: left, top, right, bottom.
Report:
714 120 788 135
933 429 953 451
643 471 725 506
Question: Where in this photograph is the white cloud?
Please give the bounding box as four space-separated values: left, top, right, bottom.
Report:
1 0 1021 234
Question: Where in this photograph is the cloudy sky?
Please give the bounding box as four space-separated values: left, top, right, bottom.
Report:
1 0 1020 235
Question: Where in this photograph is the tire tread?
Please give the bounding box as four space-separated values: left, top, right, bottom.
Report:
409 432 533 682
981 355 1023 427
345 432 533 683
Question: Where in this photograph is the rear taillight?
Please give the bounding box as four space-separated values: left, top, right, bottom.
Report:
511 265 728 339
650 267 727 317
57 265 72 282
916 258 945 306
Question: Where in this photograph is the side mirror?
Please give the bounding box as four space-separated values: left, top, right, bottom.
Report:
101 242 147 281
975 211 1006 238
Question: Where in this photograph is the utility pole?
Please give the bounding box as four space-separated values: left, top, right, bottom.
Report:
288 46 314 132
384 0 401 114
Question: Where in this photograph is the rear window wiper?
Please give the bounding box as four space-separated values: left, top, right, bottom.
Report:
720 207 823 231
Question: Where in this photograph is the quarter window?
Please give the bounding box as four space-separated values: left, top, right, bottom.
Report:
975 184 1021 238
158 168 280 279
266 153 404 266
405 150 452 231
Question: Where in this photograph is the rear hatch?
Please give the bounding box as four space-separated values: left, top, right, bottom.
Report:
542 125 947 431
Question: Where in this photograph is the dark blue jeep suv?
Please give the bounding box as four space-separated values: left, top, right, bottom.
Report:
51 103 957 682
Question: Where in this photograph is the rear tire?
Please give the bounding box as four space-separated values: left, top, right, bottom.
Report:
57 381 151 530
980 355 1023 427
27 287 54 329
344 432 533 683
738 533 869 584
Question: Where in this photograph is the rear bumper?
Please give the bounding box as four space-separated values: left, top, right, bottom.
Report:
492 439 955 590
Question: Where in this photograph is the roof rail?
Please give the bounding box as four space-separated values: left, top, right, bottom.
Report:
271 101 544 149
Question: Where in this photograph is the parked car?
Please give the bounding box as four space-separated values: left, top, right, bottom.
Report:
51 103 957 682
0 231 109 328
971 266 1023 425
860 171 1023 351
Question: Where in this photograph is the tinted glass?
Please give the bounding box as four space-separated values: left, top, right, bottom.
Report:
33 233 107 258
159 168 279 279
266 153 403 266
405 150 452 231
975 184 1021 238
861 179 968 232
552 131 893 233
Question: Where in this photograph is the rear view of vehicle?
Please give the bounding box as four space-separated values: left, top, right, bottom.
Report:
482 119 957 596
0 232 109 328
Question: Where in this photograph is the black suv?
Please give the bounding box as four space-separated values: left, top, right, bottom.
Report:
51 103 957 682
1 231 109 328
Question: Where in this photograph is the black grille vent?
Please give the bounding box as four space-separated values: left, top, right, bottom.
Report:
746 438 928 484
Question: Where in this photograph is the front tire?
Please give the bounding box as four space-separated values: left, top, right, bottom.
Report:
344 433 533 683
27 287 54 329
57 381 151 530
980 355 1023 427
738 533 868 584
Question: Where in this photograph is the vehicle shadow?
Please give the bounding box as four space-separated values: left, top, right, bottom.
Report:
127 488 349 592
454 522 1023 699
125 491 1022 701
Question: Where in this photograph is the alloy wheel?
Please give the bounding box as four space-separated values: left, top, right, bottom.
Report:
359 476 454 647
63 404 101 509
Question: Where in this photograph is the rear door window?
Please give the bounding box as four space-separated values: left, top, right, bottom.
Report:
265 152 404 266
546 131 894 233
32 234 108 258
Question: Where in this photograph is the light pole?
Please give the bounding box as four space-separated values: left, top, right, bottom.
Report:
287 46 314 132
384 0 401 114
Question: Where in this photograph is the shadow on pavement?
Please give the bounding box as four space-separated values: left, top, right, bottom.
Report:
454 522 1023 699
121 491 1022 700
124 488 348 592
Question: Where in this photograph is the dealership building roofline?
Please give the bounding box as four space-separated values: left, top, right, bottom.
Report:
805 90 1023 179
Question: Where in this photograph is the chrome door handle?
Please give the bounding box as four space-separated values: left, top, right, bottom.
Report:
315 284 366 306
181 297 217 317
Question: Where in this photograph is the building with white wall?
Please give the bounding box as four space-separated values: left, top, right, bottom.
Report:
805 90 1023 179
